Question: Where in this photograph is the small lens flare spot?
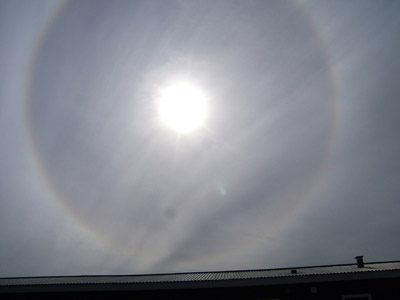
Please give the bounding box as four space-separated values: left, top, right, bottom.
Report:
214 180 227 196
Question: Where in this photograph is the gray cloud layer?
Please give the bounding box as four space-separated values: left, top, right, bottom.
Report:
1 0 400 277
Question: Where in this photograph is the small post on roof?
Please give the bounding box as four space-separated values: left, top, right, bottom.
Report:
355 255 364 268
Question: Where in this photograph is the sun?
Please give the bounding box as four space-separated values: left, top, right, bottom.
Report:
158 82 208 134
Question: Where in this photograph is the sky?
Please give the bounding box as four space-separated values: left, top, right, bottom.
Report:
1 0 400 277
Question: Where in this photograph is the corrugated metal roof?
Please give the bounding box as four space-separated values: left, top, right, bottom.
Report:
1 261 400 287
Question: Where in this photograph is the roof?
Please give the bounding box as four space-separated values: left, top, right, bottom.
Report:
1 261 400 293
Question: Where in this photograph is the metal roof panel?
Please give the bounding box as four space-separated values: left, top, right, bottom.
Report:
1 261 400 287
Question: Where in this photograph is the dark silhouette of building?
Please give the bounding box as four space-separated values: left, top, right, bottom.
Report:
1 257 399 299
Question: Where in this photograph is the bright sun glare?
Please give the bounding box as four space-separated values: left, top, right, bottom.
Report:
158 82 208 134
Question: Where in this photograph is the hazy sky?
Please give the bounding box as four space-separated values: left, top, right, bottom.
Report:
1 0 400 277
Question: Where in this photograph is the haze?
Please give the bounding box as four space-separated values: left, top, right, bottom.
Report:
0 0 399 277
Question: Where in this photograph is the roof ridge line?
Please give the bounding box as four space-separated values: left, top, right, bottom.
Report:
2 260 400 280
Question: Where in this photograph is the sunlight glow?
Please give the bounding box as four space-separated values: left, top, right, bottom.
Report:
158 82 208 134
